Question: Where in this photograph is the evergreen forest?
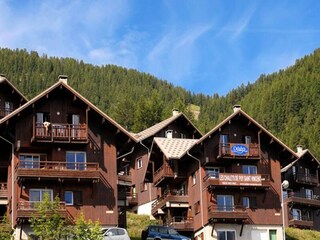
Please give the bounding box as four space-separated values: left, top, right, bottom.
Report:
0 47 319 158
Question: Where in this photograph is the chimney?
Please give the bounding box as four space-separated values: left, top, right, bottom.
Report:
296 145 303 153
0 74 6 82
172 108 179 116
233 104 241 113
58 75 68 84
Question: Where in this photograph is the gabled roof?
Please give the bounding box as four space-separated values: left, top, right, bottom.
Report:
196 108 297 156
0 79 137 142
153 137 198 160
281 149 320 172
133 113 202 141
0 75 28 102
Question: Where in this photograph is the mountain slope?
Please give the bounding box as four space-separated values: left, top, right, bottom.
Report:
0 47 319 157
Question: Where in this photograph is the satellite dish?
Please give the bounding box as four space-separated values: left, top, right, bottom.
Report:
282 180 289 189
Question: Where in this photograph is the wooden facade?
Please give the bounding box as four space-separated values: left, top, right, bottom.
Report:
282 149 320 230
148 107 298 239
0 77 135 238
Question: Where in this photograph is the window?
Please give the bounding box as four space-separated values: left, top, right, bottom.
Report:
165 130 173 138
194 201 200 214
141 182 148 192
64 191 73 205
243 196 257 208
220 135 229 144
269 230 277 240
206 167 221 179
242 165 257 174
30 189 53 204
137 158 142 169
4 101 13 115
220 135 229 154
66 151 86 170
217 195 234 211
180 133 186 139
305 189 313 199
192 172 196 185
19 154 40 169
244 136 251 144
292 208 301 220
217 230 236 240
36 112 50 123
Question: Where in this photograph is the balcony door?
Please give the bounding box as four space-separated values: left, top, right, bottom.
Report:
220 134 229 154
217 195 234 211
292 208 302 220
242 165 257 174
29 189 53 207
71 114 80 138
305 188 313 199
66 151 86 170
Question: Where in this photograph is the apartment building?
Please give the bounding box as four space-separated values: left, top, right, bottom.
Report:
149 106 299 240
117 109 202 221
282 146 320 230
0 76 135 239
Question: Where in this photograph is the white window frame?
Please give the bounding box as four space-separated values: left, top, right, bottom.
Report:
29 189 53 202
305 188 313 199
137 158 143 169
66 151 86 170
217 195 234 212
4 101 13 115
19 154 41 169
242 165 257 174
292 208 302 220
216 230 236 240
64 191 74 205
180 133 186 139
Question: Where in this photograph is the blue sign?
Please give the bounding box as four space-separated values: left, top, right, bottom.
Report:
231 144 249 155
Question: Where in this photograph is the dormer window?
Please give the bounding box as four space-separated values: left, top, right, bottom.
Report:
165 130 173 139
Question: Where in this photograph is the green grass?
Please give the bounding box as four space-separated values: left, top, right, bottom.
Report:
126 212 159 239
286 228 320 240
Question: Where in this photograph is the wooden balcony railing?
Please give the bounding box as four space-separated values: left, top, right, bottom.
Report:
152 189 189 215
290 173 319 186
168 216 193 231
117 174 132 185
33 123 87 142
217 143 260 159
153 165 186 187
17 201 74 223
16 160 100 181
204 173 270 188
0 182 8 199
284 192 320 207
208 205 250 223
288 215 313 228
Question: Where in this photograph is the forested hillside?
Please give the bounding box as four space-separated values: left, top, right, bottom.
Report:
0 48 319 158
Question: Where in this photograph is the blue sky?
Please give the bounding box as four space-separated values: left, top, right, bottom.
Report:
1 0 320 95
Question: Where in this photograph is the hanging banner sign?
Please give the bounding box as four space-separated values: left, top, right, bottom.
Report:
230 144 249 156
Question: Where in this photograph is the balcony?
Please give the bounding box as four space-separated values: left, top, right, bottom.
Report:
17 201 74 223
153 165 187 187
288 215 313 228
208 205 251 223
152 189 189 215
127 192 138 206
204 173 270 190
0 182 8 201
284 192 320 207
117 174 132 186
217 143 260 160
32 123 88 143
168 216 193 231
289 173 319 186
16 160 100 182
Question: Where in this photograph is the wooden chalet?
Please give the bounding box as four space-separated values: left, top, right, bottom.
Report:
282 147 320 230
149 105 298 240
117 109 202 219
0 74 27 119
0 75 136 239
